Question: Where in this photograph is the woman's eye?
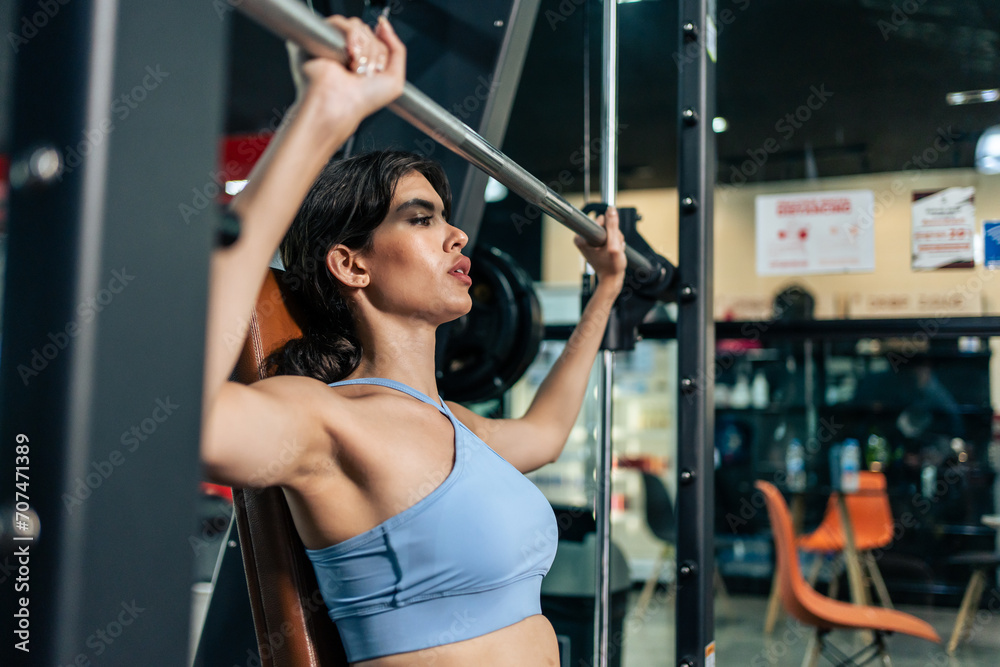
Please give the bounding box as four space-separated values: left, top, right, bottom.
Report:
411 216 433 226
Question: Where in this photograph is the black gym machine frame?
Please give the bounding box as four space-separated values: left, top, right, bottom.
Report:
0 1 715 665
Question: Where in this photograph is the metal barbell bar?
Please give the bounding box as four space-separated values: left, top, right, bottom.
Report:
235 0 660 275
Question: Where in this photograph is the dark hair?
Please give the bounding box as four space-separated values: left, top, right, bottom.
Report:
266 150 451 383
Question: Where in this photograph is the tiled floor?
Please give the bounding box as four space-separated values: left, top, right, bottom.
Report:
620 588 1000 666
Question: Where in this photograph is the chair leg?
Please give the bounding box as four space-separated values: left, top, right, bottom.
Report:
633 544 669 621
863 551 893 609
876 633 893 667
801 629 821 667
828 555 842 600
764 573 782 635
805 553 823 587
947 567 988 655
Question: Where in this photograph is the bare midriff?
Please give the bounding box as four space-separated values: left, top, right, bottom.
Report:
352 614 560 667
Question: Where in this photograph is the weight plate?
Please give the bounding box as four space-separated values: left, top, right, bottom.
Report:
436 245 543 402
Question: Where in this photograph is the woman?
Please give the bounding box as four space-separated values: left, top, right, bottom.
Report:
201 15 626 667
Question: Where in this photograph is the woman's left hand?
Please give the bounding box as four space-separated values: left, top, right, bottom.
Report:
573 206 628 294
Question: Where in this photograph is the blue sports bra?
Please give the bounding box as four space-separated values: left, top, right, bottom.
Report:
305 378 558 663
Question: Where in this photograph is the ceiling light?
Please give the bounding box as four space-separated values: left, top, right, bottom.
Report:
712 117 728 133
484 177 508 203
945 88 1000 106
976 125 1000 174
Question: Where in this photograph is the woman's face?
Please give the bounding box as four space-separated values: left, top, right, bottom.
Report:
345 170 472 324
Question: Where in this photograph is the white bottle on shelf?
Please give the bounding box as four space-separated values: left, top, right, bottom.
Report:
785 439 806 492
840 438 861 493
730 374 751 409
751 371 769 409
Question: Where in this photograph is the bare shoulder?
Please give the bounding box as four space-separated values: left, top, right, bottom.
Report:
203 374 352 487
246 373 341 404
250 374 356 430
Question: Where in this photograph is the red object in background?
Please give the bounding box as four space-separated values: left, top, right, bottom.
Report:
716 337 763 353
200 482 233 502
198 135 271 496
615 454 670 474
216 133 273 204
0 135 271 219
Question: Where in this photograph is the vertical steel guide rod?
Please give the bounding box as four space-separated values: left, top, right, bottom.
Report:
593 0 618 666
234 0 659 275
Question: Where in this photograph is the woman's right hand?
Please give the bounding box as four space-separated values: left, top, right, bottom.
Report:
295 15 406 129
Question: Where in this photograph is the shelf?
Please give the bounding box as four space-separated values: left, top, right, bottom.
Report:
717 405 809 415
544 316 1000 342
531 321 996 612
822 403 992 416
827 350 992 360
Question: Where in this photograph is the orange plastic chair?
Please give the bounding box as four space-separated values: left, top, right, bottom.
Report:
797 471 895 609
765 471 896 634
756 481 939 666
798 471 894 552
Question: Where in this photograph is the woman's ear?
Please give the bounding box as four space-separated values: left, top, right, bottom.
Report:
325 245 370 288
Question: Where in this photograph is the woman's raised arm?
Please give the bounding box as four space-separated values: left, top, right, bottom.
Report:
448 208 627 473
200 16 405 485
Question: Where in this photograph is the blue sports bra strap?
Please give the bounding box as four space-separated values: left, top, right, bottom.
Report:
328 377 448 414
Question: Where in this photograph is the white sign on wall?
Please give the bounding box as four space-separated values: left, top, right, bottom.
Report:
911 187 975 270
755 190 876 276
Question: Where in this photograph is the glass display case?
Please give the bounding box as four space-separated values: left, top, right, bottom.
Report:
511 321 1000 606
716 330 998 600
509 338 679 581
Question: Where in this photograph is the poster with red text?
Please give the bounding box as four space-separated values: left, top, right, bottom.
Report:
755 190 875 276
911 187 975 270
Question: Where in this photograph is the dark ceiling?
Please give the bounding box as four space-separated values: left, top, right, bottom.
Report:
504 0 1000 189
222 0 1000 191
2 0 997 190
